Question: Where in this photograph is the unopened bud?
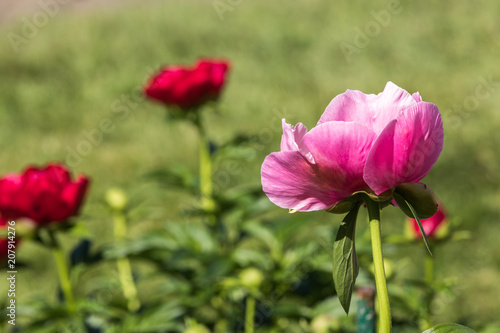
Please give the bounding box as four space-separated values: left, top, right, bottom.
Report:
105 188 128 211
394 182 438 219
311 314 340 333
239 267 264 290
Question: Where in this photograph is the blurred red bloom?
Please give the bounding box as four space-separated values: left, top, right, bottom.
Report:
0 164 89 226
144 59 230 110
409 201 447 239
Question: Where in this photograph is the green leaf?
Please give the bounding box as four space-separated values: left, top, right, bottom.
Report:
332 203 361 314
422 322 478 333
145 164 196 192
243 221 283 260
129 301 185 332
232 247 273 270
393 192 433 256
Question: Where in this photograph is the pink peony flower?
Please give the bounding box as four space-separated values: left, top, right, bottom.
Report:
261 82 443 212
410 202 447 239
144 59 230 110
0 163 89 226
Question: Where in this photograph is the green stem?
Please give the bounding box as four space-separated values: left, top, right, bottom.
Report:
421 254 435 330
199 132 215 213
245 296 255 333
49 230 75 313
364 198 391 333
113 213 141 312
195 113 216 226
425 255 434 286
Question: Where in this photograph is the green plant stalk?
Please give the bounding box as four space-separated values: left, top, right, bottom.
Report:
48 230 75 313
245 296 256 333
195 113 216 226
421 254 435 330
199 133 215 215
425 255 434 286
365 199 391 332
113 213 140 312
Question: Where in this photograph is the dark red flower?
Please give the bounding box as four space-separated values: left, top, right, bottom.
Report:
0 240 7 263
144 59 230 110
0 164 89 226
409 201 447 239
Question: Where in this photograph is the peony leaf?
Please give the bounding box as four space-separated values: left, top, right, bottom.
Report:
145 164 196 193
394 192 433 256
332 203 361 314
422 322 478 333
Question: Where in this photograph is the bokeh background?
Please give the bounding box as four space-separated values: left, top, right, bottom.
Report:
1 0 500 331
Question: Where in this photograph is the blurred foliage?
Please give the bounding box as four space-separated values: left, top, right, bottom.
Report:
0 0 499 332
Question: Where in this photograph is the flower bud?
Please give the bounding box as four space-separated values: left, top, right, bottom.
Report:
311 315 340 333
408 201 448 239
239 267 264 290
105 188 128 211
394 182 438 219
12 218 37 237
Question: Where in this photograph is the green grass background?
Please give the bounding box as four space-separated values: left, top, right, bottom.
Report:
1 0 500 329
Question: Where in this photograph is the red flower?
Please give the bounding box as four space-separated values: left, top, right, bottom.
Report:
0 164 89 226
409 202 447 239
144 59 230 110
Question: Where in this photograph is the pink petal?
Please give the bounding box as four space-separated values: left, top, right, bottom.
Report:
280 119 314 163
261 151 346 211
412 92 422 102
261 122 375 212
303 121 375 196
364 102 444 194
318 82 417 135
